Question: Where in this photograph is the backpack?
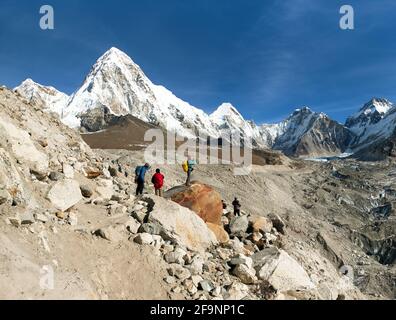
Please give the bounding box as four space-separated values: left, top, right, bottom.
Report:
134 166 143 183
182 161 189 173
135 166 143 176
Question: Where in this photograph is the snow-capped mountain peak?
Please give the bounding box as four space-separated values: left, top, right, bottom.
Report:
362 98 393 115
210 103 244 124
345 98 394 135
14 78 69 115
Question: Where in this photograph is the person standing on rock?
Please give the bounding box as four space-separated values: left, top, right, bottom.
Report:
183 156 196 187
152 168 165 197
135 163 150 196
232 197 241 216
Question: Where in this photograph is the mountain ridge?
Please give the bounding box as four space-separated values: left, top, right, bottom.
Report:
13 47 396 159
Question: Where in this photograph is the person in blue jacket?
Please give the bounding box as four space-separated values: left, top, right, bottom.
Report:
135 163 150 196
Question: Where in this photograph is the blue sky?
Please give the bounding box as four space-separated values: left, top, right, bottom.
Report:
1 0 396 123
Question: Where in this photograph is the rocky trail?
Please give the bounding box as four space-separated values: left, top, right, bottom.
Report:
0 87 394 300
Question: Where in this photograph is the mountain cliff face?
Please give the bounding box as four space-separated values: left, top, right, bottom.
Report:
272 108 355 157
12 47 396 159
345 99 396 160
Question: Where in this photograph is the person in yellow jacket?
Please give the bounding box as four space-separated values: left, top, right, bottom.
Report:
183 156 196 187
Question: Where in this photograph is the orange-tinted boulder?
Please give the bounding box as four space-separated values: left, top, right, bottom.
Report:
166 181 223 225
251 216 273 234
207 223 230 244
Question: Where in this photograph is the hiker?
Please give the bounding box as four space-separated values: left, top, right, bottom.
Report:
222 200 227 210
183 156 196 186
232 197 241 216
135 163 150 196
152 169 165 197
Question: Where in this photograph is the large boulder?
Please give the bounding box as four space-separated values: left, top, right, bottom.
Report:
47 179 83 211
206 223 229 244
0 148 27 205
229 215 249 236
165 182 223 225
0 118 48 177
145 195 217 252
95 179 114 200
252 247 315 292
250 216 273 234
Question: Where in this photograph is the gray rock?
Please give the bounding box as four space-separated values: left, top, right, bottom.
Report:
20 211 35 225
125 218 141 234
132 210 147 224
133 233 153 245
8 217 21 227
224 282 250 300
67 212 78 226
80 185 93 198
269 214 286 235
49 172 63 181
0 189 12 205
229 254 254 269
199 280 215 293
188 255 205 275
62 163 74 179
164 276 176 285
35 213 49 223
47 179 82 212
167 264 191 281
229 215 249 236
95 179 114 201
232 264 257 285
164 247 187 265
138 222 163 235
191 275 203 287
95 225 123 242
145 195 217 253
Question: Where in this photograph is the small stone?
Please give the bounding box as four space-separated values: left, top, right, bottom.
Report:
8 217 21 227
172 287 182 294
225 282 250 300
151 235 164 250
212 287 223 297
67 212 78 226
199 280 215 293
133 204 145 212
164 276 176 284
232 264 257 284
183 279 198 295
0 189 12 205
165 247 187 265
20 211 35 225
62 163 74 179
35 213 49 223
56 211 66 220
49 171 63 182
188 255 205 275
133 233 153 245
132 210 147 224
161 244 175 255
125 218 141 234
167 264 191 281
229 254 254 269
138 223 163 235
95 226 123 242
191 275 203 287
80 185 93 198
270 214 286 235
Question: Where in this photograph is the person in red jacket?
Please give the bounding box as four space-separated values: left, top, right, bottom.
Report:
151 168 165 197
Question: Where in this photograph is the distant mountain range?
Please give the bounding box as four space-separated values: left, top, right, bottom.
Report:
13 47 396 160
